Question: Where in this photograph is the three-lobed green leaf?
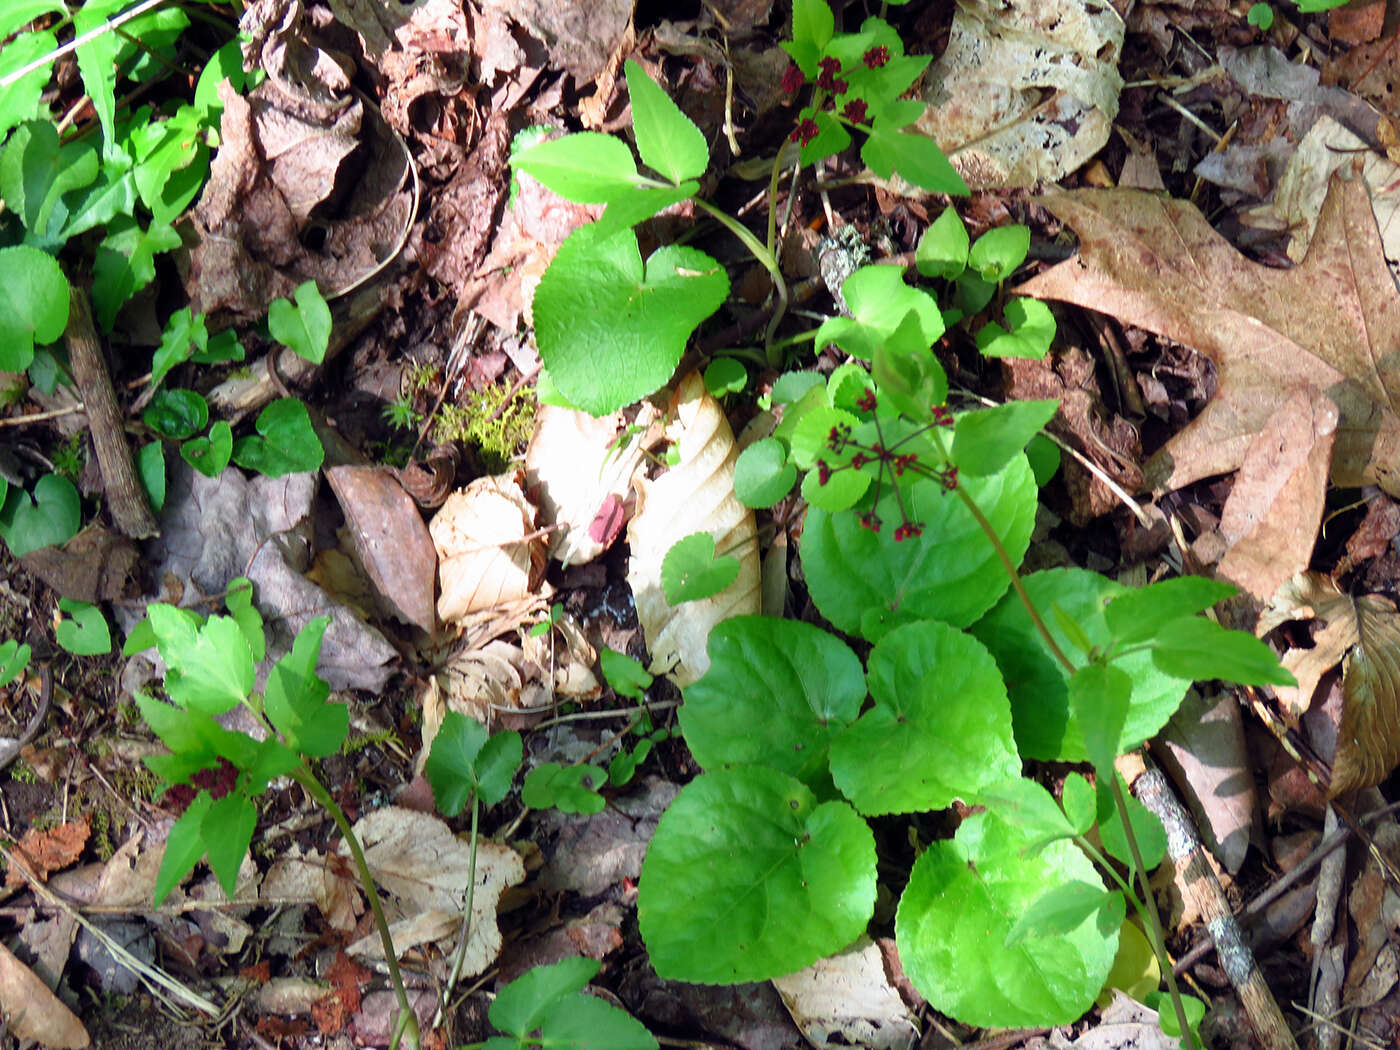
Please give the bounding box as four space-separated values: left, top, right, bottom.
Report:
660 532 741 605
425 711 523 817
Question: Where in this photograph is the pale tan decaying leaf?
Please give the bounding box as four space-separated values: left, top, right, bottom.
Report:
325 465 438 634
341 807 524 974
418 640 555 766
918 0 1124 188
771 936 919 1050
431 472 549 628
524 402 655 567
0 940 89 1047
1017 174 1400 501
626 372 761 686
1258 572 1400 796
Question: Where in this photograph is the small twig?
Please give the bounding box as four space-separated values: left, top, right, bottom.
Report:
0 666 53 772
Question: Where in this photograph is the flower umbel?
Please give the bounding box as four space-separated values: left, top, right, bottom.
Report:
841 98 869 124
863 45 890 68
790 117 820 145
781 63 805 94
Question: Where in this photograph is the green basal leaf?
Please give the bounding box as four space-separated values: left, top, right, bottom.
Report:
977 298 1056 359
661 532 741 604
268 280 331 365
143 388 209 440
264 617 345 758
916 207 969 280
204 790 256 898
1069 663 1131 778
0 640 31 687
511 131 644 203
0 245 69 373
681 616 864 786
771 370 825 406
803 454 1037 640
703 357 747 398
231 398 325 477
181 420 233 477
1150 991 1207 1040
969 225 1031 282
801 460 870 511
639 766 876 984
971 569 1192 762
489 957 600 1037
862 127 967 195
952 399 1058 476
0 120 99 238
522 762 607 814
1150 616 1296 686
872 311 947 422
151 308 208 389
532 228 729 415
137 441 166 513
1104 576 1238 646
225 578 265 662
625 59 708 184
815 265 943 359
830 620 1020 815
154 790 213 905
0 473 81 558
599 647 653 699
896 777 1118 1028
733 438 797 508
55 599 111 656
1096 772 1167 870
1004 882 1123 949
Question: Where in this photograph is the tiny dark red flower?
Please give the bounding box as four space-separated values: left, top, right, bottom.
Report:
781 63 805 94
855 389 877 412
893 522 925 542
817 459 832 486
893 453 918 476
817 56 845 92
858 511 882 533
841 98 868 124
851 452 869 469
863 45 890 68
790 117 820 145
931 404 954 428
939 466 959 491
832 77 849 94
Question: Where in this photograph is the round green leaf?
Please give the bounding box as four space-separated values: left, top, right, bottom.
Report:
0 245 69 372
268 280 331 364
952 400 1058 477
916 207 969 280
426 711 523 816
0 473 81 557
143 388 209 439
231 398 324 477
538 990 659 1050
815 265 943 359
137 441 167 511
490 957 600 1037
977 298 1057 359
681 616 865 786
968 225 1031 282
969 569 1192 762
802 454 1036 640
639 766 876 983
703 357 747 398
599 647 653 699
733 438 796 508
522 762 606 814
0 640 30 687
532 228 729 415
181 420 232 477
830 621 1019 815
661 532 740 604
897 778 1118 1028
56 598 111 656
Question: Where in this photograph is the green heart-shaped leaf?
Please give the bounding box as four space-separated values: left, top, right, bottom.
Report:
0 245 69 372
661 531 741 604
0 473 80 557
56 599 111 656
267 280 331 364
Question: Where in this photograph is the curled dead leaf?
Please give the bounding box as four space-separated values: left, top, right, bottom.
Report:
431 473 547 627
1259 572 1400 795
626 372 760 686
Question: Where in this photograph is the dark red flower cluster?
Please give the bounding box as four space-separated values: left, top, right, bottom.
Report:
930 404 954 427
937 466 959 491
841 98 868 124
817 56 849 94
781 63 805 94
162 757 240 815
827 423 853 453
855 389 877 412
893 522 925 542
863 45 890 68
817 459 832 485
858 511 882 533
892 453 918 476
790 117 819 145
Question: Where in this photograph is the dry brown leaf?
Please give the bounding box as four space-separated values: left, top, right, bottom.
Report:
771 936 919 1050
918 0 1124 188
6 817 88 887
1213 389 1337 601
431 473 547 627
325 465 437 634
341 807 524 974
0 940 88 1047
1258 572 1400 795
1017 173 1400 499
626 372 761 686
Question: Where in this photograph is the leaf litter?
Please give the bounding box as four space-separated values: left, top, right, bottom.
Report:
16 0 1400 1046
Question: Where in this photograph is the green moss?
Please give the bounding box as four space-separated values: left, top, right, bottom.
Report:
432 383 535 472
345 727 401 754
51 432 85 482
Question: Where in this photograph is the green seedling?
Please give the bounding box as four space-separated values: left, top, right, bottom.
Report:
1248 2 1275 27
268 280 332 365
137 442 166 511
599 647 653 700
55 599 111 656
130 585 421 1048
528 601 563 639
732 437 797 508
0 640 30 687
0 472 80 557
660 532 741 604
180 420 233 478
474 957 657 1050
522 762 607 815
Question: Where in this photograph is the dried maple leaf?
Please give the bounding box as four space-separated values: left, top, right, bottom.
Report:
1018 173 1400 499
1258 571 1400 796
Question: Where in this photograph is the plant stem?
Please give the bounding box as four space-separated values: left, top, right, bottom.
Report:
692 199 790 363
294 768 421 1050
442 793 481 1000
